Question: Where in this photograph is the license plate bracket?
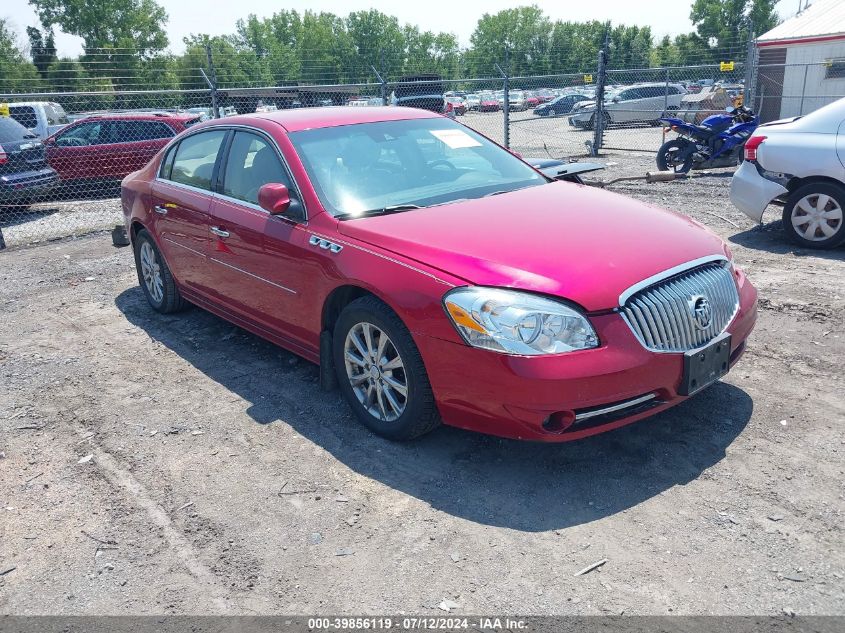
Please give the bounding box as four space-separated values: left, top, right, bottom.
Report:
679 333 732 396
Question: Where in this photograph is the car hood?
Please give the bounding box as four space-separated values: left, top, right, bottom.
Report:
336 182 728 311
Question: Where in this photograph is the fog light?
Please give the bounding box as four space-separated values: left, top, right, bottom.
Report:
542 411 576 433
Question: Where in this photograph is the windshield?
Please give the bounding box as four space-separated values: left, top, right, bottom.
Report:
289 118 546 218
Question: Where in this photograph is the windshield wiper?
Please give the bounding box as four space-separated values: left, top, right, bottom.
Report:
336 204 422 220
483 190 510 197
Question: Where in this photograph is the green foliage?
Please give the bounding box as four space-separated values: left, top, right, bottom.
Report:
27 26 57 77
0 19 41 93
1 3 774 100
28 0 169 54
689 0 779 62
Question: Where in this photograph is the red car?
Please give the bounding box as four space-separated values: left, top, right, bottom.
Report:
478 98 500 113
445 98 467 116
122 107 757 442
46 112 200 192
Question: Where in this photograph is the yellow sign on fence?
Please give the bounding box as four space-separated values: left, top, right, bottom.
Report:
583 74 593 84
720 61 735 72
0 103 9 117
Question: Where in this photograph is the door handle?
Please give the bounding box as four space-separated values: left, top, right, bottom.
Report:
153 205 168 215
210 226 230 238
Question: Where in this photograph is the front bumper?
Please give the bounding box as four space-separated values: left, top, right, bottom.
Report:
730 160 788 223
569 112 593 127
415 268 757 442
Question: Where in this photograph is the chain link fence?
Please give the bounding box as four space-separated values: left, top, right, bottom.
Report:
1 47 842 250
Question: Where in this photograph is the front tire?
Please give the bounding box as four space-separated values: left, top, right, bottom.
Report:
133 229 187 313
333 296 440 440
657 138 695 173
782 182 845 249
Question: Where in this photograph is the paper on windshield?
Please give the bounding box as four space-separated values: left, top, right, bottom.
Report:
430 129 482 149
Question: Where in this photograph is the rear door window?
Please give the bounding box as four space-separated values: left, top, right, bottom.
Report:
45 104 70 125
167 130 227 191
9 106 38 129
112 120 176 143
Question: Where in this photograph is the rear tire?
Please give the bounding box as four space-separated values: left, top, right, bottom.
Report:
133 229 187 313
782 182 845 249
333 296 440 441
657 138 695 173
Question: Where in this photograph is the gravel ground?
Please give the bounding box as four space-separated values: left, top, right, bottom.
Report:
0 198 122 249
0 154 843 616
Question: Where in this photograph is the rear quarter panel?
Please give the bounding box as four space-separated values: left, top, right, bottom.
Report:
757 130 843 182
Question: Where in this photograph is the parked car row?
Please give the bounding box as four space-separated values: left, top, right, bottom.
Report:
0 110 203 208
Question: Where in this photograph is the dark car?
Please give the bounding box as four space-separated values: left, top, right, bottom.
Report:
393 75 446 114
533 94 591 117
0 116 58 210
45 112 200 195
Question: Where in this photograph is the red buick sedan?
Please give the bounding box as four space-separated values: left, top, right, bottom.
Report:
121 107 757 442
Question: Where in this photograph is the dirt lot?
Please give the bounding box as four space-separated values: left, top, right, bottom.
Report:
1 155 843 616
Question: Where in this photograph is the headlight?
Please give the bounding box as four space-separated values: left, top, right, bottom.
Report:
443 287 599 355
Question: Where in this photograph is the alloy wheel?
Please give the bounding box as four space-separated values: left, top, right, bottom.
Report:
343 322 408 422
139 241 164 304
791 193 843 242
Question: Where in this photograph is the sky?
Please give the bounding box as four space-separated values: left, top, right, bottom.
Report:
3 0 801 56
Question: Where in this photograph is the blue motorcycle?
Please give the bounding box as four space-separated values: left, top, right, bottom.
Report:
656 106 758 173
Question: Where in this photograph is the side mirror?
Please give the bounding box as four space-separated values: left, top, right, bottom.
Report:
612 96 620 103
258 183 291 215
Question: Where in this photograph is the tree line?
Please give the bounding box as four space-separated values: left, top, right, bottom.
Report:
0 0 779 97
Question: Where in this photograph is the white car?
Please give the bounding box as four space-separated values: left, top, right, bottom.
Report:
730 97 845 249
569 84 686 129
7 101 70 139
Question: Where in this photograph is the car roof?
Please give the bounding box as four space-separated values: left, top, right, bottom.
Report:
245 106 441 132
76 112 197 122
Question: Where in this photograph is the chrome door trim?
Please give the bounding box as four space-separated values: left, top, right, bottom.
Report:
208 256 297 295
154 123 310 221
162 236 205 258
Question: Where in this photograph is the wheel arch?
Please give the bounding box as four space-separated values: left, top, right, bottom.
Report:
321 283 406 334
129 219 148 242
785 175 845 195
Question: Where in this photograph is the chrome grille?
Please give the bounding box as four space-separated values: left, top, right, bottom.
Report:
620 262 739 352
